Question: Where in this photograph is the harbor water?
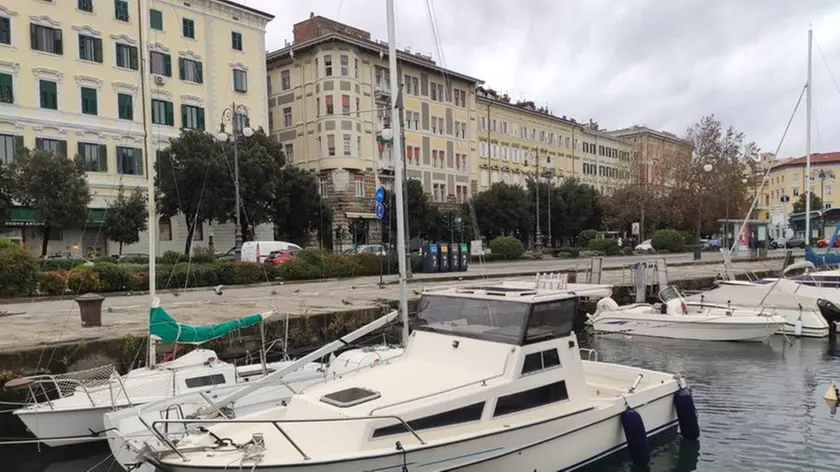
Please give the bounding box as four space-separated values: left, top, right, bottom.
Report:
2 334 839 472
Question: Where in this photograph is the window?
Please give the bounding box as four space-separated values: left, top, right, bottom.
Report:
149 9 163 30
39 80 58 109
182 18 195 38
116 43 138 70
493 381 569 417
159 215 172 241
193 223 203 241
356 97 360 117
373 402 485 438
116 146 143 175
151 99 174 126
283 107 291 127
284 144 293 164
354 58 359 79
233 69 247 92
231 31 242 51
184 374 225 389
316 97 320 116
327 134 335 156
78 142 107 172
150 51 172 76
357 136 361 156
354 177 364 197
415 295 531 345
325 95 334 115
114 0 129 22
0 73 13 104
324 54 332 76
341 95 350 115
526 299 577 344
479 141 487 157
117 93 133 120
521 349 561 375
343 134 351 156
179 58 203 83
81 87 97 115
0 17 9 45
35 138 67 156
432 150 438 168
181 104 205 130
430 82 437 101
411 77 419 95
340 55 349 76
78 0 94 12
78 34 102 63
30 24 63 55
281 70 290 90
0 134 20 165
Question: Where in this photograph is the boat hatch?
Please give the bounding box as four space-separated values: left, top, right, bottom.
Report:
320 387 381 408
456 286 537 297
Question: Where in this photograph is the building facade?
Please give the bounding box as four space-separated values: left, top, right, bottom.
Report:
475 88 631 195
0 0 273 257
266 15 480 246
608 126 692 188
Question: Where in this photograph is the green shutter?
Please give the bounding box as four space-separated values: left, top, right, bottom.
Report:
196 62 203 84
94 38 103 63
118 93 133 120
78 36 86 60
53 29 63 55
165 101 173 126
180 104 187 128
77 142 84 163
35 138 44 149
0 73 12 103
40 80 57 109
197 107 205 131
129 46 138 70
30 24 37 50
163 54 172 77
135 148 144 175
0 17 10 45
150 9 163 30
58 140 67 157
14 136 23 160
81 87 97 115
178 58 185 81
99 144 108 172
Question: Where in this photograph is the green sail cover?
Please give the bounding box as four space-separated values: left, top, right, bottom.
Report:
149 305 264 345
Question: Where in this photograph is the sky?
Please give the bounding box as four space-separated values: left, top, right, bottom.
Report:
241 0 840 159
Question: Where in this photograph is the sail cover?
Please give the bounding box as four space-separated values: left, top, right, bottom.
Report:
149 305 264 344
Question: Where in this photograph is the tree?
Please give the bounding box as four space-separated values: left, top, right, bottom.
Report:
0 163 13 225
470 183 532 242
553 179 604 241
12 148 90 256
104 185 148 255
381 179 436 242
603 184 667 238
793 192 823 214
271 166 324 244
526 179 564 247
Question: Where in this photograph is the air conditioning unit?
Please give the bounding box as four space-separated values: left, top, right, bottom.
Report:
154 75 165 85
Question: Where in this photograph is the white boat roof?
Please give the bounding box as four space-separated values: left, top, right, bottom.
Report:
423 280 613 304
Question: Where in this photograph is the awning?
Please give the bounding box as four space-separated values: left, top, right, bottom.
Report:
345 211 377 219
6 207 108 227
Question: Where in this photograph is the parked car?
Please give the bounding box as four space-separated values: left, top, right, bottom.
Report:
343 244 388 256
769 237 783 249
816 238 840 248
264 249 299 265
634 239 654 253
241 241 302 263
785 235 807 248
701 239 722 251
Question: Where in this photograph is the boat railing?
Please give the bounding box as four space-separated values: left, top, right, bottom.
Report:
580 348 599 362
149 415 426 462
14 364 139 409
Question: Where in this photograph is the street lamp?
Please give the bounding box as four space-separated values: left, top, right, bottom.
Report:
698 164 713 240
215 103 253 262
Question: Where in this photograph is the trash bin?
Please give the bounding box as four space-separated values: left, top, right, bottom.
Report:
76 293 105 327
439 243 450 272
421 243 439 273
449 243 460 271
459 243 469 271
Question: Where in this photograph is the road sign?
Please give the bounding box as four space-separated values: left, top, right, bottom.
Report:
375 203 385 220
631 222 640 236
375 186 385 204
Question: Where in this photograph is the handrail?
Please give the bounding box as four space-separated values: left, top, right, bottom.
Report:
149 415 426 462
298 348 405 395
579 348 599 362
368 348 514 416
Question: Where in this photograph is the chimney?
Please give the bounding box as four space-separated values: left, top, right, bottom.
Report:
310 12 315 19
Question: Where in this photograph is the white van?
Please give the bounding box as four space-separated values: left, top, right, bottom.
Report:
240 241 302 263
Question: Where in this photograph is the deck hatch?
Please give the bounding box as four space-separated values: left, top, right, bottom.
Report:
320 387 381 408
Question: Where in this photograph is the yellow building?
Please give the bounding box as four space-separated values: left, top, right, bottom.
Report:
475 88 630 194
0 0 273 256
266 15 480 244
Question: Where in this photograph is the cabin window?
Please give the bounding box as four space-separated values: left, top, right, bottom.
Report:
414 294 530 345
184 374 226 388
493 381 569 417
372 402 485 438
524 299 577 344
521 349 561 375
320 387 381 408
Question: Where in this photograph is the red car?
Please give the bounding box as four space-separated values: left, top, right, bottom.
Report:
264 249 298 265
816 238 840 248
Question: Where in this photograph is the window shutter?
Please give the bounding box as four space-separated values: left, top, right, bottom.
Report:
180 104 187 128
129 46 138 70
178 58 185 81
163 54 172 77
135 149 143 175
197 107 205 130
94 38 103 63
78 37 86 60
116 147 123 174
165 101 173 125
99 144 108 172
36 138 44 150
196 62 203 84
77 142 84 162
14 136 24 157
58 140 67 157
30 24 37 50
54 29 63 55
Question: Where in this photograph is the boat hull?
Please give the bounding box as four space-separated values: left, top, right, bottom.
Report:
15 405 121 447
591 315 778 341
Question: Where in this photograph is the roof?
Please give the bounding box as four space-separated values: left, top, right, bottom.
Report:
267 34 482 85
607 125 691 146
770 152 840 171
476 91 579 129
215 0 274 20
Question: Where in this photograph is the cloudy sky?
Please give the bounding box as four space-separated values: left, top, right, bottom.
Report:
243 0 840 158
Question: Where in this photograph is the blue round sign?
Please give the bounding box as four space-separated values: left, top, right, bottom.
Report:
375 186 385 204
375 203 386 220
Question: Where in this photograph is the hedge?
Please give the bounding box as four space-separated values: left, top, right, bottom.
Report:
588 238 620 255
651 229 685 252
489 236 525 260
0 241 40 297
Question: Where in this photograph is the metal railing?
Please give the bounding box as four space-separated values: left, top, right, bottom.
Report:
579 348 599 362
20 372 137 410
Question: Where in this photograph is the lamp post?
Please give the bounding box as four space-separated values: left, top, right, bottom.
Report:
815 169 835 237
698 163 713 240
215 103 254 262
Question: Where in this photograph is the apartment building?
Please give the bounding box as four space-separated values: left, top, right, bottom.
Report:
266 14 480 245
608 125 692 188
476 87 631 194
0 0 273 256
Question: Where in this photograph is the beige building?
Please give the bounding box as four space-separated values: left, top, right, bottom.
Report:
475 87 630 195
0 0 273 256
266 15 480 245
608 126 693 188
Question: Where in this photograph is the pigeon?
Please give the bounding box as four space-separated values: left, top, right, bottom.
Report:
412 290 421 295
293 288 301 294
351 285 356 290
213 285 224 296
173 292 181 297
341 299 353 306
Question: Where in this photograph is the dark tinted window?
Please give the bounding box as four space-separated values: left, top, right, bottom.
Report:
521 349 561 375
185 374 226 388
415 295 530 344
321 387 381 407
372 402 485 437
493 381 569 417
525 299 577 344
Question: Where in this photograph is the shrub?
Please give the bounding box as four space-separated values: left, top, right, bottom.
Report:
651 229 685 252
0 241 40 297
678 231 698 246
161 250 184 265
128 271 150 292
93 262 131 292
587 238 619 255
214 261 235 285
121 255 149 264
67 267 102 293
191 246 217 264
279 257 325 281
577 229 598 248
552 247 581 258
580 250 604 258
489 236 525 260
232 261 265 285
620 247 635 256
41 257 86 271
41 270 69 296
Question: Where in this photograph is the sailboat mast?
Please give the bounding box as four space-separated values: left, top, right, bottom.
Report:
137 0 158 366
386 0 410 345
805 27 813 245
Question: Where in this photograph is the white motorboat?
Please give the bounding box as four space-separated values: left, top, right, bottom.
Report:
140 278 700 472
587 286 784 341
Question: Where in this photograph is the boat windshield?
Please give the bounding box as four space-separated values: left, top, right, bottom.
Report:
659 286 682 303
414 295 530 344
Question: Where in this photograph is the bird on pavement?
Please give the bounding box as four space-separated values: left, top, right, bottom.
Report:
212 285 224 296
